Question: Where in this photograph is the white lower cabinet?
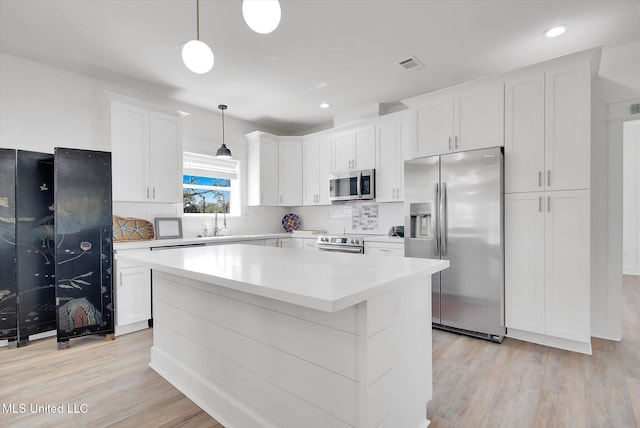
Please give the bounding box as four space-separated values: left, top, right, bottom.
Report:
115 260 151 336
241 239 266 246
364 241 404 257
303 238 318 250
505 190 590 351
283 238 317 249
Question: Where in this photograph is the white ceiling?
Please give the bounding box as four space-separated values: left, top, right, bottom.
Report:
1 0 640 134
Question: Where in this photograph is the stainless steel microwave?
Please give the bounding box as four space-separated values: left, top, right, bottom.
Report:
329 169 375 202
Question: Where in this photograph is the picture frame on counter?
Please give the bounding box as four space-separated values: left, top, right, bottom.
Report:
154 217 183 240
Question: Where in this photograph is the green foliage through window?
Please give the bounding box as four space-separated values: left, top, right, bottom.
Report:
183 175 231 214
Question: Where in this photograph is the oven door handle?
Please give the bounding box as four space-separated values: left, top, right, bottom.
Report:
357 171 362 198
318 245 363 253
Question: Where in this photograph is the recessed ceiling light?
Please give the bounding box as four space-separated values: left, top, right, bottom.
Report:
320 102 331 109
544 25 567 38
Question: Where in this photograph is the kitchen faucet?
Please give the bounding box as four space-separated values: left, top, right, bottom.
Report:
213 204 227 236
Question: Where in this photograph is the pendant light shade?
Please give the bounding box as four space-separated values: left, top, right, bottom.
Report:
182 40 214 74
216 105 232 159
182 0 214 74
242 0 281 34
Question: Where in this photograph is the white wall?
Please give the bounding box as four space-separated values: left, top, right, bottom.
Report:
0 52 287 237
294 202 404 236
623 119 640 274
591 40 640 340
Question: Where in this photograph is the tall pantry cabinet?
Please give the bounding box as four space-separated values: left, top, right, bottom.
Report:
504 51 596 354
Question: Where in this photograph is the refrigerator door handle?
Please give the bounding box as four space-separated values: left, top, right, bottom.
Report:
435 183 440 256
441 182 448 256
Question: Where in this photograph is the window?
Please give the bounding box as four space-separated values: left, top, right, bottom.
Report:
183 152 239 215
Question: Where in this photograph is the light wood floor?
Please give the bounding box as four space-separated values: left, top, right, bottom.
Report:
1 276 638 428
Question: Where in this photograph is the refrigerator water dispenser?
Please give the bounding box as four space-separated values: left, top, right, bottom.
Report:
409 202 432 239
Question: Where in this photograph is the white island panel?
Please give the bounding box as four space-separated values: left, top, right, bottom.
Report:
115 244 448 428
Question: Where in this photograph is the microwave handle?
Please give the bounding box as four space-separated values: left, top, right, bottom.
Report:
357 171 362 197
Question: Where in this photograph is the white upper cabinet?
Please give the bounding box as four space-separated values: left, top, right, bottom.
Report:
247 132 303 207
414 94 453 157
544 62 590 191
331 125 375 172
107 101 182 203
247 132 279 206
410 81 504 158
454 82 504 152
376 112 410 202
505 72 545 193
278 138 303 206
149 112 182 202
303 135 331 206
505 60 590 193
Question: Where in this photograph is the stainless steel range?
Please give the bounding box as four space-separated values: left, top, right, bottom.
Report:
317 235 364 254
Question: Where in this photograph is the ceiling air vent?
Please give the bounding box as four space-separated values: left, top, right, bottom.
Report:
398 55 425 71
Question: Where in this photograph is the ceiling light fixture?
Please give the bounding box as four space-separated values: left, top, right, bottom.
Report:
319 102 331 109
182 0 214 74
216 105 232 159
544 25 567 38
242 0 281 34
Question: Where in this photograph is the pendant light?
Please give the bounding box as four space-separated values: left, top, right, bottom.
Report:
242 0 281 34
182 0 214 74
216 105 232 159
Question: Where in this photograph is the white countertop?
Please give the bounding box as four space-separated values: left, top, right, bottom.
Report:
113 233 291 251
116 244 448 312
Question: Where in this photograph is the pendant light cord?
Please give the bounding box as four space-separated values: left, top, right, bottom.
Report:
196 0 200 40
221 107 225 145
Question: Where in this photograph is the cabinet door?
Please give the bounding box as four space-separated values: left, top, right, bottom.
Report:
288 238 304 249
415 95 453 157
317 137 332 205
354 126 375 170
149 112 181 203
110 104 148 201
364 242 404 256
264 238 280 247
278 140 302 206
303 139 320 206
332 131 354 172
454 82 504 152
545 63 590 191
303 239 318 250
260 137 280 206
241 240 266 246
376 121 401 202
544 190 590 342
505 192 545 334
504 72 545 193
116 266 151 327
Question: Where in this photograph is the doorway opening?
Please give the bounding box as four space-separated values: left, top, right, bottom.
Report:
623 119 640 275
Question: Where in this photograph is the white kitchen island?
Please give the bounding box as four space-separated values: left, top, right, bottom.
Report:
116 244 448 428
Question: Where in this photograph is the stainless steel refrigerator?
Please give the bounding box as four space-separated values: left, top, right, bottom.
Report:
404 147 505 342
